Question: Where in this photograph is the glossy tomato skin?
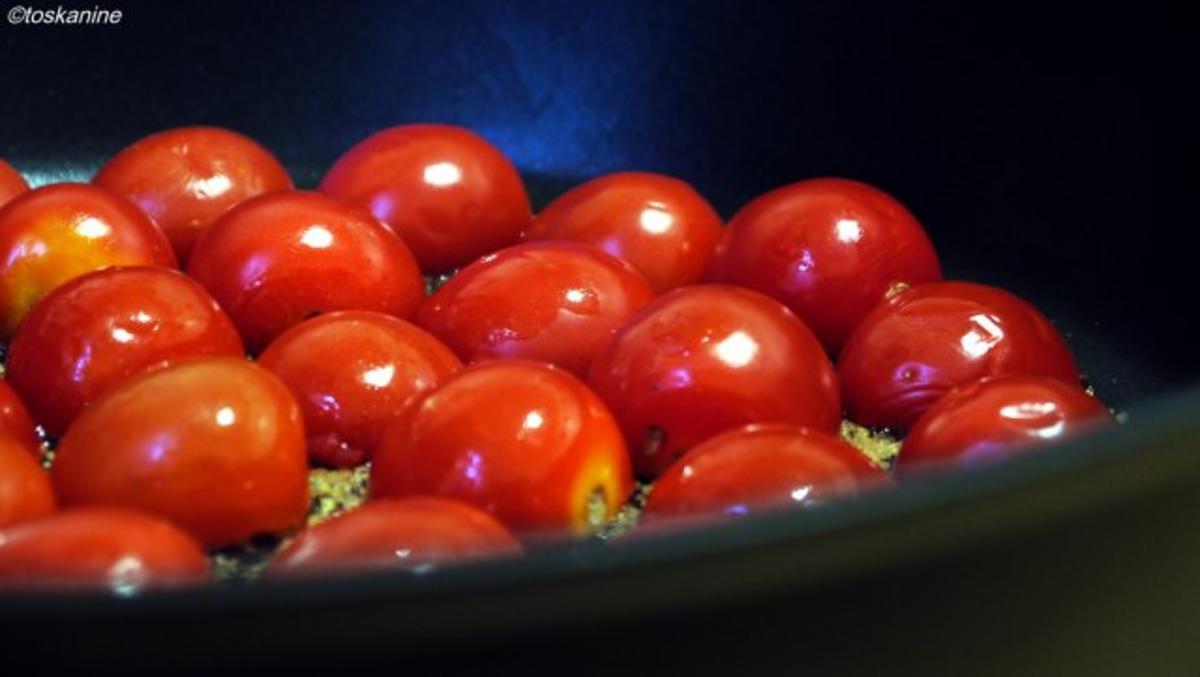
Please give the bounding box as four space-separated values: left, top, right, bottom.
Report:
0 158 29 209
525 172 724 293
50 358 309 548
319 124 532 273
372 360 633 537
258 311 462 468
186 191 424 353
644 424 888 524
0 183 177 337
0 507 208 591
838 281 1080 432
94 126 294 263
416 242 654 377
0 380 40 455
0 437 55 528
706 178 942 354
5 266 245 437
586 285 840 479
899 376 1112 472
267 497 522 576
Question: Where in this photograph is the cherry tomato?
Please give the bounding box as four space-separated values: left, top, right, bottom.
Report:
643 424 888 524
258 311 462 468
0 437 55 528
186 191 424 353
899 375 1112 471
0 380 40 455
525 172 724 293
5 266 244 437
50 357 309 548
416 242 654 377
0 507 208 592
319 124 532 273
0 183 177 337
0 158 29 209
372 360 633 537
705 178 942 354
838 281 1080 431
267 497 522 576
586 285 840 479
93 126 294 263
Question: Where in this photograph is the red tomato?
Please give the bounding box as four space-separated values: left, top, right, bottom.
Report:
267 497 522 576
50 358 309 548
0 507 208 592
258 311 462 468
525 172 724 292
899 375 1112 471
0 183 177 337
94 126 294 263
587 285 840 479
643 424 888 524
0 437 55 528
0 158 29 209
5 267 244 437
186 191 424 353
0 380 40 455
319 124 532 273
416 242 655 377
705 178 942 354
372 360 633 537
838 281 1080 431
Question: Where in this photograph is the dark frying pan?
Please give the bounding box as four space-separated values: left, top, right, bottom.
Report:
1 2 1188 674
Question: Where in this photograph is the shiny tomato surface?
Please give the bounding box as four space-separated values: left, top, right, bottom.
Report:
644 424 887 523
0 507 208 591
838 281 1079 431
417 242 654 377
525 172 724 292
0 158 28 208
5 266 244 437
319 124 532 273
268 497 522 576
899 375 1112 471
372 360 633 537
50 358 309 548
94 126 293 263
258 311 462 468
587 285 840 478
0 183 177 337
706 178 941 353
0 380 40 455
186 191 424 353
0 437 55 528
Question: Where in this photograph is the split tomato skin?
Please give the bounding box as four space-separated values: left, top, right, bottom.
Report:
93 126 294 263
586 284 841 479
0 507 208 592
371 360 633 538
643 424 888 524
837 281 1080 432
899 376 1112 471
0 183 177 337
320 124 532 273
0 437 55 529
0 380 40 455
0 158 29 208
258 311 462 468
416 242 655 377
50 358 310 548
267 497 522 576
706 178 942 354
5 266 244 437
525 172 724 293
185 191 425 353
